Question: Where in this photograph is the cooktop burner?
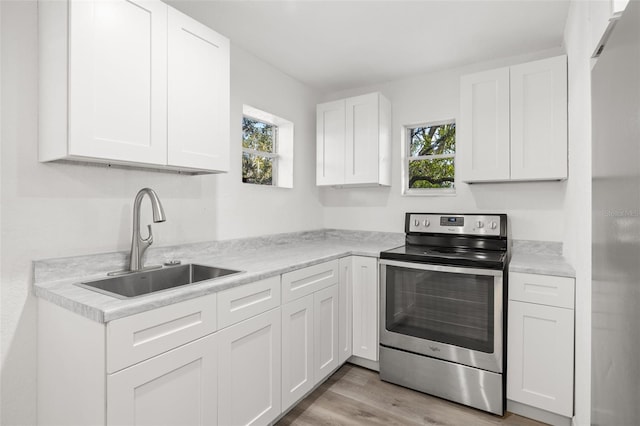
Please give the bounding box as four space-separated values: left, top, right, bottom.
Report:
379 213 508 270
381 244 507 269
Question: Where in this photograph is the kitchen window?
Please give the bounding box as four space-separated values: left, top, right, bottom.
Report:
403 120 456 195
242 105 294 188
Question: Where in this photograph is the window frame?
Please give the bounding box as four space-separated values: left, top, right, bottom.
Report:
402 119 457 196
242 115 279 186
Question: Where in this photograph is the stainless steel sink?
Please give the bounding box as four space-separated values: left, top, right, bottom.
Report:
76 264 243 299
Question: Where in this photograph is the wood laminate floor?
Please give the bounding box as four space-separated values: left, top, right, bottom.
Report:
277 364 547 426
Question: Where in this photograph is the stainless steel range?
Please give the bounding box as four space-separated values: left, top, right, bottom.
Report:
379 213 508 415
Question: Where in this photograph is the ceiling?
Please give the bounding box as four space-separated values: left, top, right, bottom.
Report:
167 0 571 94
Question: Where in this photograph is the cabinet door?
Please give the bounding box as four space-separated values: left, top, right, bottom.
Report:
459 67 510 182
107 333 217 426
218 309 281 426
314 285 340 382
345 93 380 185
338 257 353 364
69 0 167 165
316 100 346 185
510 56 567 181
352 256 378 361
507 300 574 417
167 8 230 172
281 295 314 410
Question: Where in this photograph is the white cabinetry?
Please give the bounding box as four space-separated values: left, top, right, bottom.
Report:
460 55 567 183
281 294 314 409
313 285 340 380
38 255 381 426
507 272 575 419
352 256 379 362
38 293 219 426
39 0 230 174
107 334 218 426
590 0 629 58
218 309 282 426
317 92 391 186
338 257 353 364
281 261 340 410
167 7 230 171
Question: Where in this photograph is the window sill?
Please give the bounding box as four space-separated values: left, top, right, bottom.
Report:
402 188 456 197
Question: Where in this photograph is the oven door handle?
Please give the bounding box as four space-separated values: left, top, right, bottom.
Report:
379 259 503 277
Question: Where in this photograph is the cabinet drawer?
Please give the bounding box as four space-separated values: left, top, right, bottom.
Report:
107 293 217 373
509 272 574 309
217 276 281 329
282 260 339 304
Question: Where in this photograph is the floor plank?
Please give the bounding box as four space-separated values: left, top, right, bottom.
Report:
277 364 547 426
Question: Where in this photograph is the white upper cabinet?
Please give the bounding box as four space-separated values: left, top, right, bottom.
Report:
459 67 511 182
167 7 230 172
39 0 230 174
510 56 567 180
316 100 346 186
590 0 630 58
459 55 567 183
316 92 391 187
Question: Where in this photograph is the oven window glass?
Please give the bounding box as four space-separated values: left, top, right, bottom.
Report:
385 265 495 353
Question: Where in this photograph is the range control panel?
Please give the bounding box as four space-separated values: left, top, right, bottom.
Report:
407 213 505 237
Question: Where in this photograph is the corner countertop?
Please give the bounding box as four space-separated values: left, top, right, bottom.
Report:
508 240 576 278
33 229 404 324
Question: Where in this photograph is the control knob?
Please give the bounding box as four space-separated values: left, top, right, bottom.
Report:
476 221 484 228
423 219 430 227
490 221 498 230
414 219 420 227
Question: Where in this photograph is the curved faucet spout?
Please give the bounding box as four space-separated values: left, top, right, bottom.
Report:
129 188 166 272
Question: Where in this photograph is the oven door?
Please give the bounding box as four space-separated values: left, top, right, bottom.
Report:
380 259 503 373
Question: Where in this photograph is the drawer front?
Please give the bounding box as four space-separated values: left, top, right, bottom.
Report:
282 260 339 304
509 272 574 309
107 293 217 373
217 276 281 329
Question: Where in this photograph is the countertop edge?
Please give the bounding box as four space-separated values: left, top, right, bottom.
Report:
34 249 382 324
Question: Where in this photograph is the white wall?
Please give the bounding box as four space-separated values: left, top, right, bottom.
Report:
0 2 320 424
216 47 322 240
319 49 568 242
562 2 594 425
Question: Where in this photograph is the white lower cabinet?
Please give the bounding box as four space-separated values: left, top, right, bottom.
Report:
352 256 379 361
107 333 218 426
313 284 340 381
338 257 353 364
39 256 380 426
281 284 340 410
218 308 282 426
507 272 575 419
281 294 314 409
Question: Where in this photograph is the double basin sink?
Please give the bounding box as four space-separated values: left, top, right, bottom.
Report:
77 264 243 299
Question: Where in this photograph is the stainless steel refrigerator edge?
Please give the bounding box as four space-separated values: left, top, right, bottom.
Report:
591 1 640 424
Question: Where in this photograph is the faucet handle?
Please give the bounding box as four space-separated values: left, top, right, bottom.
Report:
143 224 154 245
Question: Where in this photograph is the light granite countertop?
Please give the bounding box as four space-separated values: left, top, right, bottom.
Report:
33 229 404 323
34 232 576 323
509 240 576 278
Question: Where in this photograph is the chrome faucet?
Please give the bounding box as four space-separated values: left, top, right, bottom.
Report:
129 188 166 272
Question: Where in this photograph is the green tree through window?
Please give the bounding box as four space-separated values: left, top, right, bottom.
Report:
242 117 277 185
406 122 456 190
